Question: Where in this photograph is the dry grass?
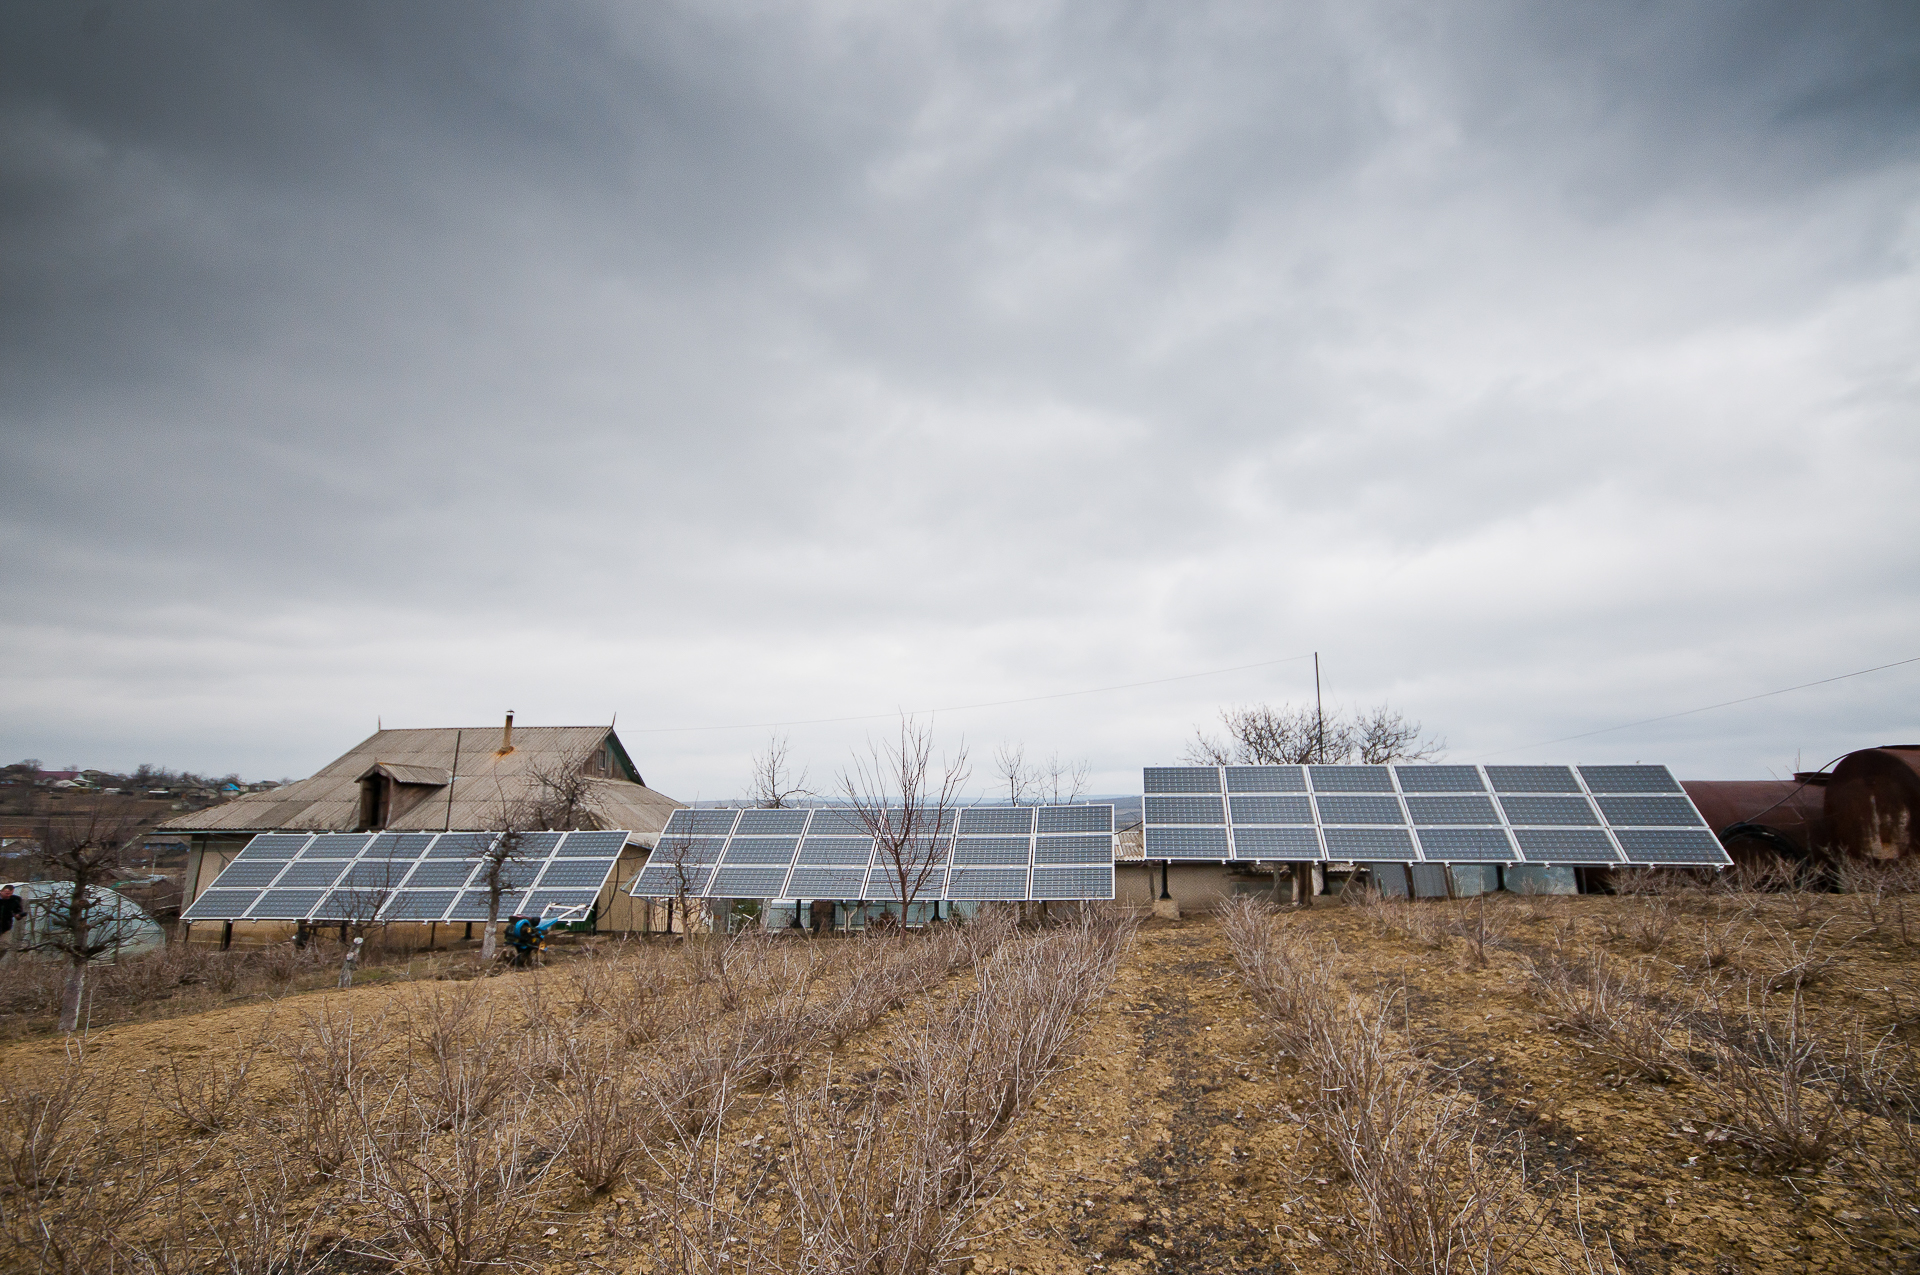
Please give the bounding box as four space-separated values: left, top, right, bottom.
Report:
1222 897 1540 1274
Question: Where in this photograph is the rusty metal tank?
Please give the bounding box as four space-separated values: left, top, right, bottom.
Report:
1681 779 1831 868
1824 746 1920 862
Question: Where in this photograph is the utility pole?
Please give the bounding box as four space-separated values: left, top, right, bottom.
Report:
1313 651 1325 764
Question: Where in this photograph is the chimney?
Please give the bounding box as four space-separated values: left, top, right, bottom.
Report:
500 711 515 755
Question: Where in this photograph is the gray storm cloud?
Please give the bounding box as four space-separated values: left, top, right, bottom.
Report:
2 1 1916 793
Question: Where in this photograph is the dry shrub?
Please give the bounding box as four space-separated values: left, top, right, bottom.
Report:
1526 953 1687 1083
184 1150 333 1275
1699 983 1856 1165
1758 917 1849 992
776 915 1135 1274
1598 897 1677 952
345 1093 554 1275
160 1021 272 1135
548 1046 644 1194
404 984 520 1128
0 1046 95 1191
1347 886 1444 946
1448 897 1509 967
1223 899 1540 1274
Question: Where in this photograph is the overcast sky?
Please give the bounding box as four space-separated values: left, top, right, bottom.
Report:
3 1 1916 798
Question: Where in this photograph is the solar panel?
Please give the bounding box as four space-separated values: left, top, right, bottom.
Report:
1144 826 1231 858
535 858 622 888
301 835 367 859
1145 767 1220 793
183 889 261 920
959 807 1035 834
521 889 600 916
1486 766 1581 793
710 866 792 898
1614 828 1727 864
182 830 639 922
1035 835 1113 864
721 838 800 863
1232 827 1323 859
1513 829 1620 864
1392 765 1486 793
1310 766 1395 793
365 833 435 859
1413 828 1515 861
1580 765 1682 794
1406 796 1501 825
1224 766 1307 793
731 809 806 836
405 860 478 888
619 804 1113 901
233 834 308 860
787 866 870 896
1499 796 1600 826
953 838 1032 865
946 867 1030 898
247 889 327 919
1037 805 1112 832
1138 765 1727 869
1325 828 1418 859
277 862 349 888
1596 796 1704 827
795 837 873 865
1228 795 1315 824
557 830 631 856
1144 796 1226 825
804 809 870 836
1315 795 1406 825
428 833 496 858
447 890 523 921
1032 866 1115 899
211 861 288 888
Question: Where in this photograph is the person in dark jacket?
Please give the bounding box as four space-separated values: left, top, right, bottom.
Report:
0 885 26 961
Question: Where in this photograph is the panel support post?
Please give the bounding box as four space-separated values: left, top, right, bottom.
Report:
1295 861 1314 909
1159 861 1171 900
221 920 233 951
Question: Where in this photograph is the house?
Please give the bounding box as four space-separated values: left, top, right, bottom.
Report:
160 716 683 944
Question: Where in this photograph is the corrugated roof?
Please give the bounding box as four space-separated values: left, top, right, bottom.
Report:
159 725 682 845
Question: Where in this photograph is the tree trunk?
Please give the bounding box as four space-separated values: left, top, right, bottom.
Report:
481 899 499 960
57 879 91 1033
58 960 86 1034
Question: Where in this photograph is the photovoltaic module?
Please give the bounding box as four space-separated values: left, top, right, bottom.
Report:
627 805 1116 901
1140 764 1730 867
181 829 631 923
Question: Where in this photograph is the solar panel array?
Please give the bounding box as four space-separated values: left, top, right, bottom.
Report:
182 830 632 923
627 805 1116 901
1142 764 1730 868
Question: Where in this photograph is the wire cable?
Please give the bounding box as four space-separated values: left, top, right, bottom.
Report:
1490 655 1920 756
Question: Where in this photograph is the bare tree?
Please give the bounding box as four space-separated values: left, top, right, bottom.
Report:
749 735 812 809
520 750 598 830
993 742 1034 806
649 820 707 938
1181 702 1444 767
1034 753 1091 805
840 717 970 922
993 743 1090 806
28 802 149 1033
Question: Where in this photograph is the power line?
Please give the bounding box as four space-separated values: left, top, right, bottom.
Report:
623 652 1317 735
1491 653 1920 756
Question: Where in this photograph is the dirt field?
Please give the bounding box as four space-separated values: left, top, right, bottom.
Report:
2 889 1916 1273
